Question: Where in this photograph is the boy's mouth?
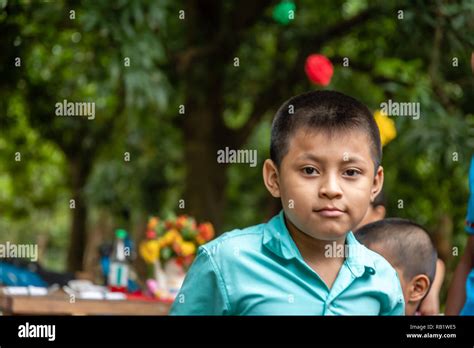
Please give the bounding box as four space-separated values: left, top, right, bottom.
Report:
314 207 345 218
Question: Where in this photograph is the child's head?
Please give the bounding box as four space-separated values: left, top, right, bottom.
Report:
263 90 383 241
356 189 386 229
355 218 437 315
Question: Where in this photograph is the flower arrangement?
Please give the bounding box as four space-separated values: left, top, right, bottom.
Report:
139 215 215 300
139 215 215 269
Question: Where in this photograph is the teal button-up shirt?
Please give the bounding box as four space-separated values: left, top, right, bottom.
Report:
170 211 405 315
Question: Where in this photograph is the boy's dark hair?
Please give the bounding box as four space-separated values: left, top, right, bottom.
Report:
270 90 382 171
355 218 437 285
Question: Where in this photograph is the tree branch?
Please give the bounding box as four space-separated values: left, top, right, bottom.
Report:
330 55 412 86
221 0 276 49
231 6 384 148
176 0 275 74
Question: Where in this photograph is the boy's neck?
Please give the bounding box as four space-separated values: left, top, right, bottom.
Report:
284 214 346 289
284 215 346 261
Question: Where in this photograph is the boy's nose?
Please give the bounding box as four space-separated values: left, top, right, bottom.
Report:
318 175 343 199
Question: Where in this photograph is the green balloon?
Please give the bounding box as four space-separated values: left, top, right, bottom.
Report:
272 1 296 25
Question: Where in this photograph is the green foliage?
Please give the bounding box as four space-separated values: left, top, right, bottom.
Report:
0 0 472 297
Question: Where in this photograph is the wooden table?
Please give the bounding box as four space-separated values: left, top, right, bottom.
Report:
0 291 172 315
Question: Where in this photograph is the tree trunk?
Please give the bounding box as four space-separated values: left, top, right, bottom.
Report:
66 156 91 272
83 209 113 281
433 213 453 263
180 0 270 234
182 96 228 233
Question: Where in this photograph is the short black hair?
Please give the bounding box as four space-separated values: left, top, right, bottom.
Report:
270 90 382 171
355 218 437 285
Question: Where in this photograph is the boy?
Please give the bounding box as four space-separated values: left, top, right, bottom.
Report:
170 90 404 315
356 218 438 315
355 192 445 315
356 190 386 229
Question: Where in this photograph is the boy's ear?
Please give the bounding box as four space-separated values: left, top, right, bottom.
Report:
407 274 430 303
263 159 281 198
370 165 384 202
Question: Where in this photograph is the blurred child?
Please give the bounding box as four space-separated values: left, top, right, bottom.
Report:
355 191 445 315
356 218 438 315
356 190 386 229
446 155 474 315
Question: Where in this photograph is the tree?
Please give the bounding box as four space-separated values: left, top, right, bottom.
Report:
0 0 472 278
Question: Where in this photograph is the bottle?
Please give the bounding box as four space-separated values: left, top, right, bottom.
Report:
108 229 129 293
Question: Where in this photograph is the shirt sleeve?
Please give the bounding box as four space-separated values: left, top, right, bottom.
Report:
466 156 474 234
169 246 231 315
381 272 405 316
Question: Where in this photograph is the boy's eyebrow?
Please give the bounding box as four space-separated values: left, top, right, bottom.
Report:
296 153 368 164
297 153 322 162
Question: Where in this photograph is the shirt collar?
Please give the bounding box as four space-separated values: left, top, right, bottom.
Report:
263 210 376 277
263 210 301 260
344 231 376 277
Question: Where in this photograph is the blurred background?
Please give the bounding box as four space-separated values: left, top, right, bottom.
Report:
0 0 473 307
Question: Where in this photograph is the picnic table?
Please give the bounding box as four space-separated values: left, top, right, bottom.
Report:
0 289 172 315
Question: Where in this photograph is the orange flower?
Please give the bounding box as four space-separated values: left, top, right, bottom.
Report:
176 215 189 229
196 235 206 245
147 217 159 230
198 222 215 241
172 241 182 254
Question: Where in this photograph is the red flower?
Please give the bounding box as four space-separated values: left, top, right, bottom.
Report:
304 54 333 86
146 230 156 239
182 255 195 267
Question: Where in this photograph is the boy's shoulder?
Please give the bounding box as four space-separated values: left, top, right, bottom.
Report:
363 244 398 275
200 222 267 257
347 233 399 280
352 240 403 301
361 244 405 308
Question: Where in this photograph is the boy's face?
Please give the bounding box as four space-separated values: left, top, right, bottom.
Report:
263 127 383 241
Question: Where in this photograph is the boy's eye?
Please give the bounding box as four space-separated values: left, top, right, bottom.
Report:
344 169 361 177
303 167 318 175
